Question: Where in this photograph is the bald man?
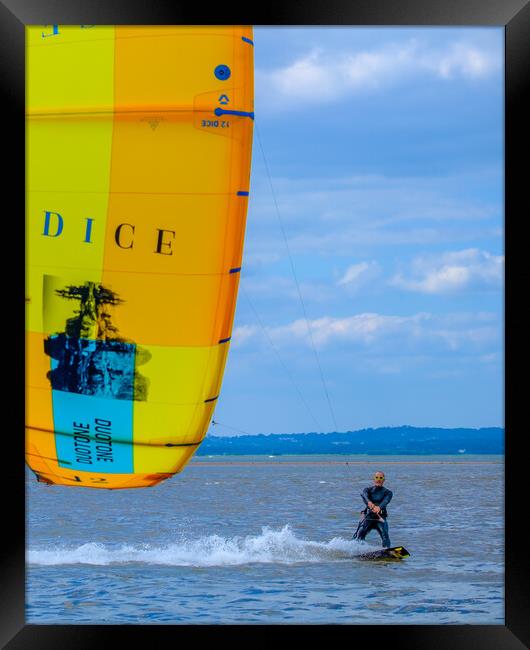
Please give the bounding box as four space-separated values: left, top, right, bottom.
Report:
353 471 393 547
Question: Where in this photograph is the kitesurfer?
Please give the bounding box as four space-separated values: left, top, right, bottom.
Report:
353 471 393 547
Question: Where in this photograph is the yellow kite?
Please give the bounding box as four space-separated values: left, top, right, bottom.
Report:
26 25 254 488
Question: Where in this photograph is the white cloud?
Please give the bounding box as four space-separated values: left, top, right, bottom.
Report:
235 312 419 347
275 225 500 256
240 276 334 304
337 261 381 289
479 352 499 364
293 313 425 346
431 43 497 80
235 312 406 346
339 40 419 89
241 276 294 296
234 310 500 352
257 40 501 111
430 325 498 350
390 249 504 293
232 324 259 346
266 49 342 102
243 251 282 268
245 170 502 257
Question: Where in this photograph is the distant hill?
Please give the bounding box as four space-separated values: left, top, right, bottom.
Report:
197 426 504 455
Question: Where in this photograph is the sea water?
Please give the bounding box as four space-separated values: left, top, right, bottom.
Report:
26 455 504 624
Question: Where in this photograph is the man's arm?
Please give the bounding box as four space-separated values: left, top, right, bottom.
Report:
379 489 393 508
361 487 371 506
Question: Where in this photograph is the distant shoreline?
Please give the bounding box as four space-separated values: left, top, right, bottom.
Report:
191 460 501 466
198 427 504 456
191 453 503 466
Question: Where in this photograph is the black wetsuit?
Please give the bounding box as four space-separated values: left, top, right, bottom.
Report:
353 485 393 547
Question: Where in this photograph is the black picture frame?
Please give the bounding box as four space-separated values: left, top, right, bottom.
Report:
5 0 527 646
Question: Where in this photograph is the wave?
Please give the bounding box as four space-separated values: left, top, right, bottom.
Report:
27 525 377 567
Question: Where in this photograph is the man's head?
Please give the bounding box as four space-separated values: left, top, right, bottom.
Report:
373 471 386 486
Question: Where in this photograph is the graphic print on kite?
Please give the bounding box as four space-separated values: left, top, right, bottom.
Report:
43 277 151 402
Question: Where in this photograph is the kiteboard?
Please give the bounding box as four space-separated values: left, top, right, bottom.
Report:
357 546 410 560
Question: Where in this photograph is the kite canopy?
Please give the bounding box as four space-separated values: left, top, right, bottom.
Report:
26 25 254 488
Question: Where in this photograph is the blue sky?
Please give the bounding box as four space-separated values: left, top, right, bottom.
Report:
213 27 504 436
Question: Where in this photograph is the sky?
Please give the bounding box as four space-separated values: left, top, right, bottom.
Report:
212 27 504 437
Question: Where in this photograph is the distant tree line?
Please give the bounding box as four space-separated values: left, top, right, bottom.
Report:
197 426 504 455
